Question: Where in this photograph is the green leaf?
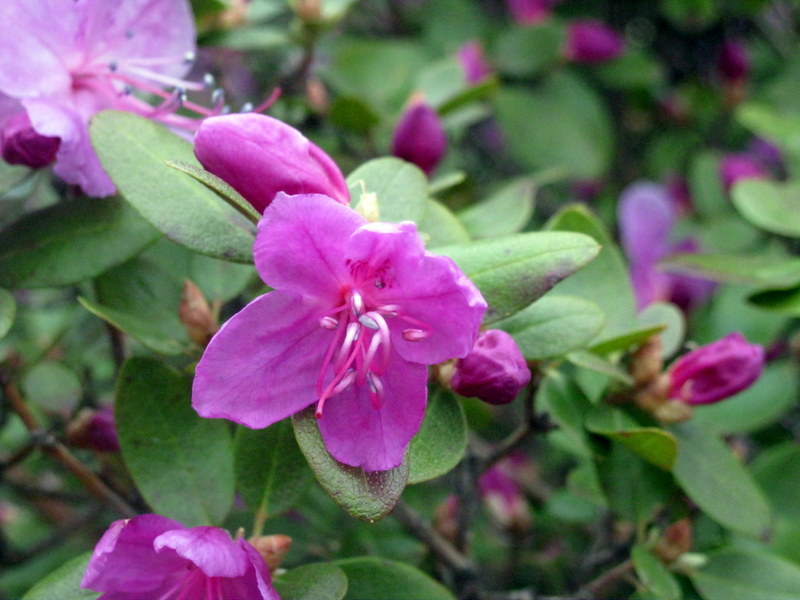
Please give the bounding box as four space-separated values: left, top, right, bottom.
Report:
273 562 349 600
546 204 637 343
690 549 800 600
438 231 600 324
631 545 682 600
0 161 31 197
115 357 235 526
164 160 260 225
662 253 800 287
291 407 408 521
78 256 190 355
567 351 634 386
736 102 800 160
21 553 97 600
495 294 605 360
346 157 427 224
90 111 255 263
751 441 800 523
418 199 471 248
636 302 686 358
408 388 467 484
0 288 15 339
596 50 664 90
329 96 380 134
731 179 800 238
585 406 677 470
589 324 666 355
234 419 312 517
687 151 726 217
537 372 594 458
671 422 771 537
22 361 82 414
334 557 455 600
457 177 537 239
0 196 158 288
495 72 613 179
748 285 800 315
492 23 565 78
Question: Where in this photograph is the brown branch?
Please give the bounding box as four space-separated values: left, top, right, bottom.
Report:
577 559 635 599
1 369 137 518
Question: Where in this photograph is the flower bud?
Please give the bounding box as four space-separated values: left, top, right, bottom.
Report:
668 332 765 405
564 20 624 64
391 98 447 176
1 111 60 168
194 113 350 213
451 329 531 405
179 280 218 347
247 534 293 572
716 40 749 85
506 0 553 25
433 496 460 544
654 518 693 564
457 41 492 85
66 406 120 453
479 464 532 534
719 154 768 192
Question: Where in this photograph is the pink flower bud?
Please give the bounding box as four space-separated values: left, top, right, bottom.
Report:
391 99 447 176
564 20 625 64
457 41 493 85
506 0 553 25
719 153 768 192
451 329 531 405
478 463 532 533
1 111 60 169
66 406 120 453
716 40 749 84
668 332 764 405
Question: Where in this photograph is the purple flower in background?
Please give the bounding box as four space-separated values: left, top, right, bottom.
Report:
716 40 749 84
668 332 764 405
719 153 769 192
195 114 350 213
452 329 531 405
66 406 120 453
81 514 279 600
0 0 227 196
564 20 625 64
391 98 448 176
457 42 493 85
506 0 554 25
747 137 784 174
192 193 486 471
479 460 532 532
618 181 714 312
0 96 61 169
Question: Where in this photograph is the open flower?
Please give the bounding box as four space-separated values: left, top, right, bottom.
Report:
0 0 227 196
192 193 486 471
81 514 278 600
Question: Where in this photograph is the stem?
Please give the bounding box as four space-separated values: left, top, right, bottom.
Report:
578 560 634 599
0 369 137 518
252 506 268 538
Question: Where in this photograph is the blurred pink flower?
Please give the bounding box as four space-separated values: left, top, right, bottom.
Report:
719 153 769 192
506 0 554 25
564 20 624 64
457 42 493 85
716 40 749 84
391 99 448 176
192 193 486 471
82 514 278 600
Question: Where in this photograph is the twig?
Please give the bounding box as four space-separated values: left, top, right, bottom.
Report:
577 559 634 599
391 500 476 578
1 369 137 518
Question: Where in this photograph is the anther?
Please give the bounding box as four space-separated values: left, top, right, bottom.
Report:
183 51 196 64
211 88 226 108
350 292 364 317
377 304 400 318
367 373 385 409
203 73 216 88
358 314 379 330
332 369 356 395
122 84 133 95
125 29 135 39
108 61 118 72
240 101 254 113
403 328 427 342
320 316 339 330
176 87 188 103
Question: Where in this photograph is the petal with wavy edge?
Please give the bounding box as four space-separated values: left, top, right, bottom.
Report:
192 290 331 429
154 527 249 578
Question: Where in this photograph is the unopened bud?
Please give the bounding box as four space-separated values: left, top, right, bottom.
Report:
653 398 694 423
630 335 664 387
479 464 532 535
247 534 293 572
391 96 447 176
179 280 218 346
452 330 531 405
456 41 492 85
653 519 693 564
66 406 120 453
1 112 60 169
564 20 625 64
716 40 749 85
292 0 322 23
433 496 460 544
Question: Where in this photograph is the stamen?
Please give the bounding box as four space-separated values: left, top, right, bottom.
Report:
403 328 427 342
367 373 385 409
377 304 400 318
358 314 379 330
350 292 364 317
362 313 392 375
250 87 282 114
203 73 216 88
332 369 356 395
240 101 254 113
211 88 226 109
183 51 196 64
320 316 339 330
315 316 346 396
336 322 360 366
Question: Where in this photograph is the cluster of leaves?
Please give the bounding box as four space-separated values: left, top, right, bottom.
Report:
2 1 800 599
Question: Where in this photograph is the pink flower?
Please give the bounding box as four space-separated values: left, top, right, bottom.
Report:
391 99 448 176
194 114 350 213
81 514 278 600
719 153 769 192
668 332 765 405
479 461 532 532
0 0 221 196
506 0 554 25
716 40 749 84
564 20 625 64
457 42 493 85
0 97 60 169
192 193 486 471
451 329 531 405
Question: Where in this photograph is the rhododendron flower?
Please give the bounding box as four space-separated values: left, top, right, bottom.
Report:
719 153 769 192
457 42 493 85
668 332 764 405
195 113 351 213
192 193 486 471
391 99 448 176
81 514 278 600
506 0 554 25
0 0 227 196
564 20 625 64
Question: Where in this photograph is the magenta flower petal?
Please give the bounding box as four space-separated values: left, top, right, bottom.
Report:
457 41 493 85
195 114 351 212
719 153 769 191
565 20 625 64
1 109 61 169
391 101 447 176
193 290 330 429
506 0 553 25
618 182 675 269
154 527 251 578
254 192 364 301
317 351 428 471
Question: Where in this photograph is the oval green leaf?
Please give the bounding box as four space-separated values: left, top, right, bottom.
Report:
273 562 348 600
0 288 15 339
690 549 800 600
732 179 800 238
334 557 454 600
21 553 97 600
631 545 681 600
408 388 467 484
346 157 428 224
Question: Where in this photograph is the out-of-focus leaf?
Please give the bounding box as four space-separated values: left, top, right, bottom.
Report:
273 562 348 600
631 545 681 600
329 96 380 134
636 302 685 358
116 357 235 526
687 151 726 217
737 103 800 161
752 442 800 523
346 157 427 224
662 253 800 287
671 422 770 537
596 50 664 90
292 407 408 521
235 419 312 518
418 199 471 248
439 230 600 324
21 553 96 600
0 288 15 339
22 361 81 414
537 372 594 458
0 196 158 288
690 549 800 600
492 23 565 78
495 294 605 360
732 179 800 238
458 177 536 238
408 389 467 484
90 111 255 263
567 351 634 386
334 557 455 600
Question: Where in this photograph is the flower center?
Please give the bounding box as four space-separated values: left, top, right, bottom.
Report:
314 290 430 418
